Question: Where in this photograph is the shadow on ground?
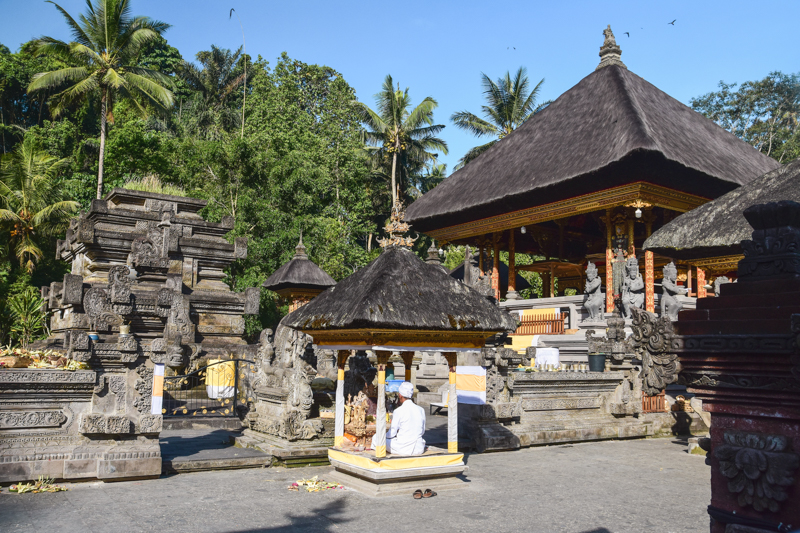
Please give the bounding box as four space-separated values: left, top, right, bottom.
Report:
225 499 351 533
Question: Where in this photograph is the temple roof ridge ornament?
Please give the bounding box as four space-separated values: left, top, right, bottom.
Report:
294 231 308 260
378 198 418 249
596 25 627 71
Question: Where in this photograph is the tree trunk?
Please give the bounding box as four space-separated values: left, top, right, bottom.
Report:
390 151 398 206
97 88 108 199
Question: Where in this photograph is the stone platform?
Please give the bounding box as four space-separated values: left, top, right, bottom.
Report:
326 447 469 497
234 429 331 467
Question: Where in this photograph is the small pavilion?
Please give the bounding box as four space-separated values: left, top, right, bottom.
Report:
262 235 336 312
406 26 779 313
644 160 799 295
282 202 515 494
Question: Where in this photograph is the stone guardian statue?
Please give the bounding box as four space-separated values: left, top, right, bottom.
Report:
660 262 687 321
621 256 644 318
582 261 604 321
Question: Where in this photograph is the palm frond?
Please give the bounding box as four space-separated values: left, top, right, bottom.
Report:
451 111 497 137
28 67 90 93
46 1 95 48
455 140 497 170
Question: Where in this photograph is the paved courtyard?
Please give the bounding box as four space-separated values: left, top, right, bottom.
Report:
1 437 709 533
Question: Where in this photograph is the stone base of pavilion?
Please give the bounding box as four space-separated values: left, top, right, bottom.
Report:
234 429 333 467
326 447 469 497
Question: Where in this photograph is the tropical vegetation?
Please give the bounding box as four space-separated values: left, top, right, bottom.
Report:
451 67 548 169
0 0 796 347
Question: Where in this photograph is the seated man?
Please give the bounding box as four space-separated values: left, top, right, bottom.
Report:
371 381 426 455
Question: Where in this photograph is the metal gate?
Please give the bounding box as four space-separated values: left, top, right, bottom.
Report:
163 359 256 417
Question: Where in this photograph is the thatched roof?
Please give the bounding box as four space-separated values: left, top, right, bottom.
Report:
643 160 800 260
282 245 517 333
262 238 336 292
406 64 779 232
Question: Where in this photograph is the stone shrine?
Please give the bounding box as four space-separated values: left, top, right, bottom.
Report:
0 188 259 482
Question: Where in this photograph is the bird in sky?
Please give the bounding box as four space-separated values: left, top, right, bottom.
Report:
624 32 630 37
668 19 676 25
507 47 516 50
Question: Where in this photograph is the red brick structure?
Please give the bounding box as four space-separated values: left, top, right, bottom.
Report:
674 201 800 533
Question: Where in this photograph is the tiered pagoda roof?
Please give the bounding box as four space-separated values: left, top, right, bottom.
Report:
262 236 336 293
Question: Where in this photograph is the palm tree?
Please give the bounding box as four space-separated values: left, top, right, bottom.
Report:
354 75 448 206
408 161 447 199
451 67 549 169
27 0 174 199
179 46 246 140
0 136 79 272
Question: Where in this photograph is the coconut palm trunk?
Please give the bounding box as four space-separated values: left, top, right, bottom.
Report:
391 150 398 206
97 87 108 199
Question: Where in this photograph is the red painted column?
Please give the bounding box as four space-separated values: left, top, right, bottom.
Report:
645 251 655 312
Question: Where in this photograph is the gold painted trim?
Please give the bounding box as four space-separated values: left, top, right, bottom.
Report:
691 254 743 273
302 328 498 349
425 182 709 241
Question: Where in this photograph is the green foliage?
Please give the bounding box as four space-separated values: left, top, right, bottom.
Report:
28 0 175 198
123 175 185 196
354 74 448 207
452 67 549 169
691 71 800 164
0 135 79 272
8 285 48 349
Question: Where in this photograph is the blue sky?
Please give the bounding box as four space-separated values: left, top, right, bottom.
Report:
2 0 798 170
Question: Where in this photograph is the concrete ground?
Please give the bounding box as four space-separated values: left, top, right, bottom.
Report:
1 437 709 533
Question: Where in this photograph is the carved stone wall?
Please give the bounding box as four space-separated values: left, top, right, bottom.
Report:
636 202 800 532
1 189 259 483
458 347 652 453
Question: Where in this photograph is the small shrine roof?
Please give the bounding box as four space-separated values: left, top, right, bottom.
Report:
281 245 517 340
405 28 779 233
262 237 336 292
643 160 800 260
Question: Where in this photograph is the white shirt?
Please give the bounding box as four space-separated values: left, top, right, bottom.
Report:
386 399 426 456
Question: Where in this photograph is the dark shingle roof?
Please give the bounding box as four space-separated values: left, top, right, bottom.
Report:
406 65 779 232
643 160 800 260
262 239 336 292
282 246 517 333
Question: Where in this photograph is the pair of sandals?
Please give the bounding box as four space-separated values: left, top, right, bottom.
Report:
412 489 437 499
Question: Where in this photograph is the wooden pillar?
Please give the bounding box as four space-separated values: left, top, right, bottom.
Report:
334 350 350 449
507 229 517 299
645 251 654 312
478 243 484 274
605 208 614 313
628 219 635 256
492 233 501 301
374 350 390 458
697 267 707 298
400 351 414 382
605 248 614 313
444 352 458 454
549 267 555 297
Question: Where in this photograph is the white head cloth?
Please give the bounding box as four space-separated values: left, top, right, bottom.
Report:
398 381 414 398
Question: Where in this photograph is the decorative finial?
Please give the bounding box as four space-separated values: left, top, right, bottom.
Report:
425 240 444 268
294 231 308 259
377 198 418 249
596 25 627 71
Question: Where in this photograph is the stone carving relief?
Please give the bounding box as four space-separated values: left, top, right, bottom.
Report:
715 431 799 513
714 275 732 297
582 261 604 321
138 414 163 434
0 410 67 429
738 201 800 280
630 308 680 395
134 365 154 415
83 287 123 331
129 220 170 269
248 324 323 440
660 262 686 321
